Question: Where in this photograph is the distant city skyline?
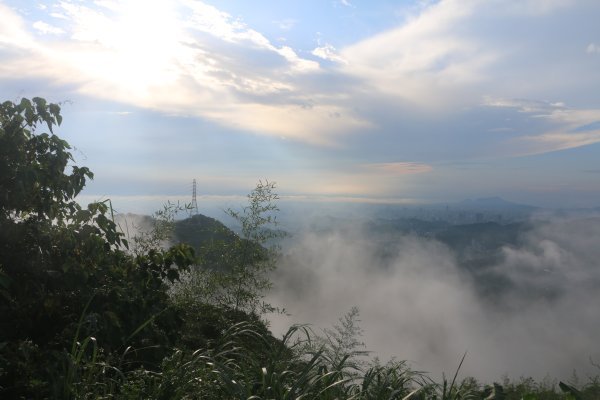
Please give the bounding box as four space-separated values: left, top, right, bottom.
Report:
2 0 600 210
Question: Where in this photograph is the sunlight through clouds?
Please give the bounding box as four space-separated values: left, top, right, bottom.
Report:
0 3 35 48
0 0 361 143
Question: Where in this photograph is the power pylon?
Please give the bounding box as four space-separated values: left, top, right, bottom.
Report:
190 179 199 216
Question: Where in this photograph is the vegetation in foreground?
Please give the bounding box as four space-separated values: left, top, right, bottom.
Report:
1 97 599 399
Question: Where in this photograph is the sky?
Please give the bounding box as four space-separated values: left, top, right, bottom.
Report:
2 0 600 211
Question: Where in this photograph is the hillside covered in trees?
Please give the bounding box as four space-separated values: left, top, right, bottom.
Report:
2 97 599 399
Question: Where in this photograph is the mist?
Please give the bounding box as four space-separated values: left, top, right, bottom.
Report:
266 215 600 382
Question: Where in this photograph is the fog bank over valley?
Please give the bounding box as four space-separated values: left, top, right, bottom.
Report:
113 199 600 382
266 212 600 382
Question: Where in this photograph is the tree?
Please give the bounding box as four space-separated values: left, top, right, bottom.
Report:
224 179 284 312
171 180 284 315
0 98 91 221
0 98 195 398
123 201 192 256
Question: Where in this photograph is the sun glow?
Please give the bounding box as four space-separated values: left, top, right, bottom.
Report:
63 1 187 95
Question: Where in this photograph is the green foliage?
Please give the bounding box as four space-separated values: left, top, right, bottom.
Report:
174 213 238 257
0 98 196 398
222 179 284 313
123 201 192 256
322 307 369 369
0 97 89 221
161 320 418 400
171 180 284 315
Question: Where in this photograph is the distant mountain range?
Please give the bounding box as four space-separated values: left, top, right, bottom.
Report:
457 197 538 211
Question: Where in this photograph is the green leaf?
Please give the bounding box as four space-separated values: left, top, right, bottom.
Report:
559 382 582 400
521 394 537 400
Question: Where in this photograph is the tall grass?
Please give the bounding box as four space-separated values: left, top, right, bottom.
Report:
51 317 600 399
50 300 600 400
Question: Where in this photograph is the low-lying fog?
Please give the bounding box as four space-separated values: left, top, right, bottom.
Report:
266 215 600 382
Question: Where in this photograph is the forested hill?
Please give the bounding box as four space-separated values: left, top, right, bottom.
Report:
172 213 270 274
174 213 238 251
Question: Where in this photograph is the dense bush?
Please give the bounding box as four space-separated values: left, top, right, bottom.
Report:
0 98 196 397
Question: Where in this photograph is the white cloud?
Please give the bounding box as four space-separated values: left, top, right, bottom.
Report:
2 0 600 159
483 96 567 114
33 20 64 35
274 18 296 31
339 0 598 113
587 42 600 54
0 0 360 144
0 4 35 48
340 1 494 108
312 43 347 64
93 0 120 11
276 45 320 73
49 12 68 19
507 108 600 155
182 0 318 73
519 130 600 154
334 0 600 157
481 96 600 154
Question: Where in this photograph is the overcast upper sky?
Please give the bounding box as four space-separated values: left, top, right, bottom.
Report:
2 0 600 210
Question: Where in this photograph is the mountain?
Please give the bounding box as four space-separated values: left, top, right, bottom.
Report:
174 213 268 272
174 213 238 251
458 197 538 211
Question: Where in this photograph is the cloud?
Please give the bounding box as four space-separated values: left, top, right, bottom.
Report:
32 20 64 35
482 97 567 115
267 214 600 381
333 0 600 156
478 102 600 155
516 130 600 155
524 110 600 153
312 43 347 64
0 4 35 48
2 0 600 160
587 42 600 54
274 18 296 31
181 0 318 73
340 1 492 108
0 0 362 144
481 97 600 154
199 102 370 145
363 162 433 175
338 0 592 110
93 0 120 11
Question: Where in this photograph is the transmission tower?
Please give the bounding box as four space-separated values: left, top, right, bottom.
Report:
190 179 199 216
